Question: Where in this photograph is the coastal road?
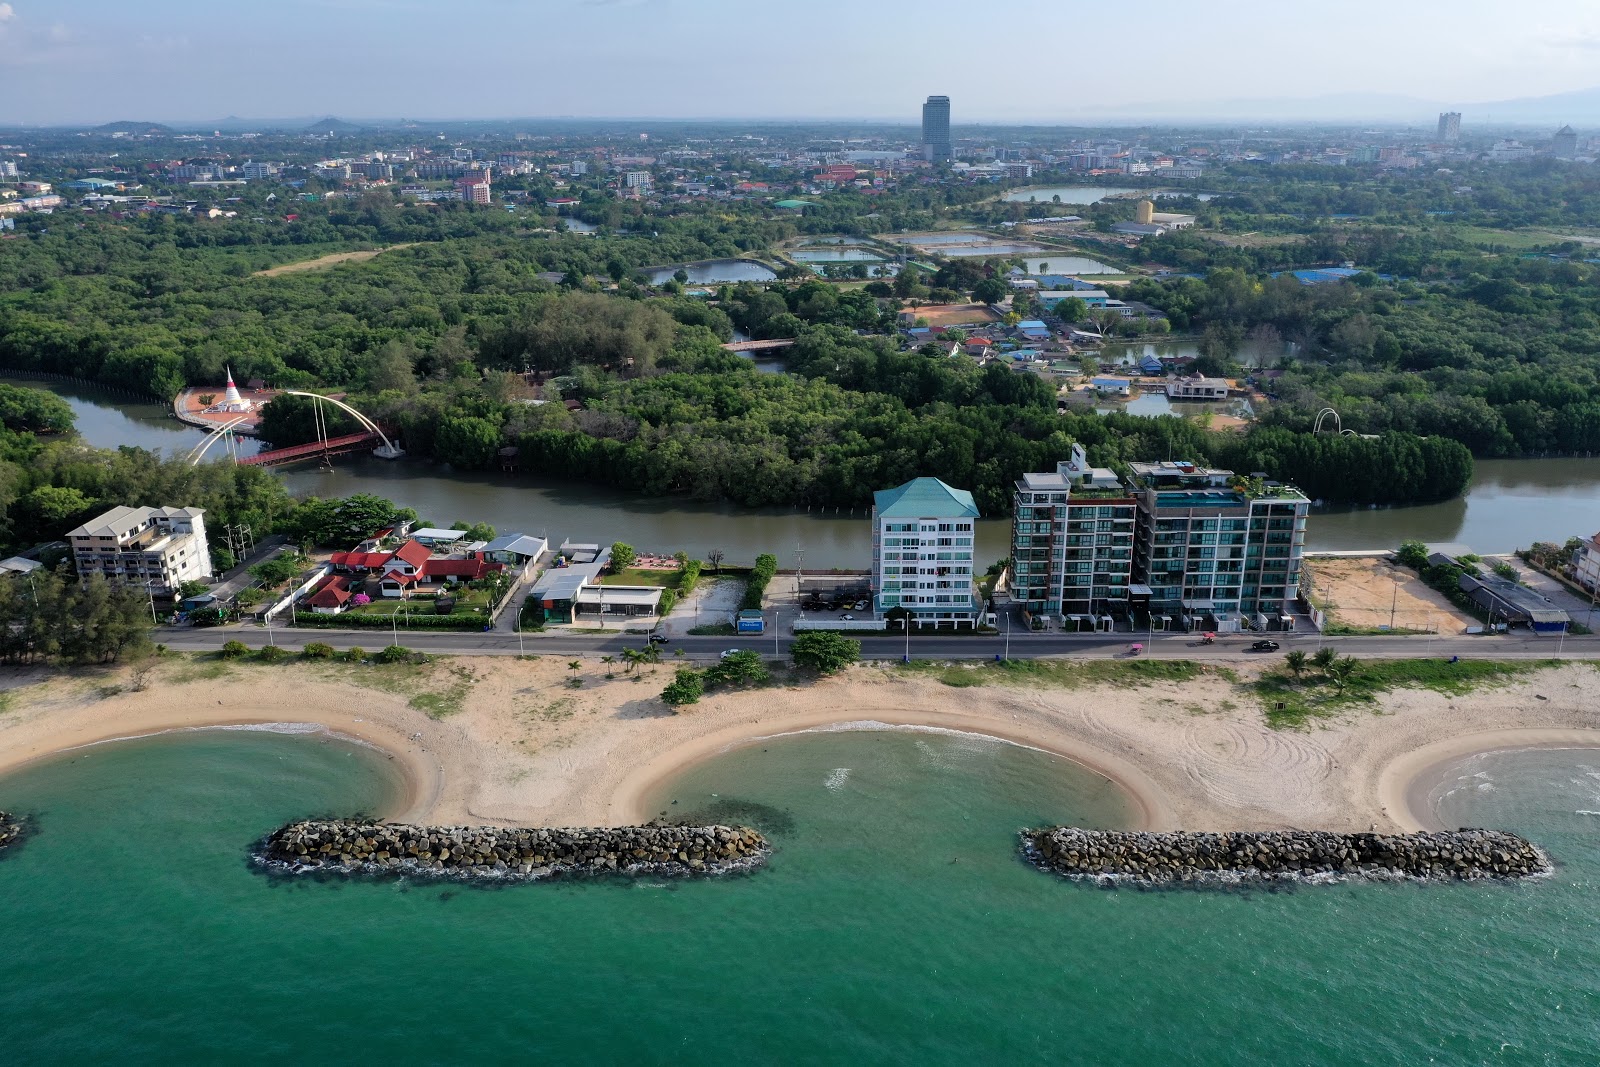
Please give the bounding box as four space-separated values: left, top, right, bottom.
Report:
156 625 1600 663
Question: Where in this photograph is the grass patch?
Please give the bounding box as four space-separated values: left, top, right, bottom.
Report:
320 657 479 719
687 623 737 636
598 568 682 588
163 655 236 684
900 658 1227 689
1255 658 1552 729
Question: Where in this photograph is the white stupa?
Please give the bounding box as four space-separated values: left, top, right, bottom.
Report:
219 367 253 413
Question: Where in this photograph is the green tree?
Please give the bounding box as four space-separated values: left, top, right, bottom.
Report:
790 631 861 675
661 667 704 707
610 542 637 570
1397 541 1430 571
1284 649 1307 677
1311 646 1338 673
706 649 769 689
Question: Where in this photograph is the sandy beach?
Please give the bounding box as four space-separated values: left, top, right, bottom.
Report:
2 656 1598 832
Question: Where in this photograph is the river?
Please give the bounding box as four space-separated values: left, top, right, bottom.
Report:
11 378 1600 563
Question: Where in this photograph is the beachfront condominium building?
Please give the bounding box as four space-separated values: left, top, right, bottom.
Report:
922 95 952 162
1128 461 1309 628
1437 112 1461 142
67 505 214 596
1011 444 1136 623
872 477 979 627
1574 532 1600 594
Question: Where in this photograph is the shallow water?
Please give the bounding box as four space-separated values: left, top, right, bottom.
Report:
2 727 1597 1061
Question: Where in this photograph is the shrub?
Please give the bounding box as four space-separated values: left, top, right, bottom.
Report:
661 667 704 707
219 640 249 659
344 646 367 663
1396 540 1429 571
375 644 416 664
741 553 778 611
257 644 289 663
657 588 677 616
300 642 336 659
706 649 769 689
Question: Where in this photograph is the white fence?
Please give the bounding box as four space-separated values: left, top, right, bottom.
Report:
263 564 331 624
794 619 888 632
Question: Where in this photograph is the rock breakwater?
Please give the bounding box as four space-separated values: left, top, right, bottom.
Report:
256 820 769 881
0 811 24 854
1024 828 1549 885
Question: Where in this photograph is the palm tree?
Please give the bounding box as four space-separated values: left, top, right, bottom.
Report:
620 648 645 674
1327 656 1358 692
1311 646 1338 673
1285 650 1307 677
568 660 581 671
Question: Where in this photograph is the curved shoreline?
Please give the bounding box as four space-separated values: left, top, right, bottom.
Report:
1379 729 1600 831
609 707 1176 831
0 711 440 824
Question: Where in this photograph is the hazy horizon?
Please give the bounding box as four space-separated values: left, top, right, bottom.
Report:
4 0 1600 126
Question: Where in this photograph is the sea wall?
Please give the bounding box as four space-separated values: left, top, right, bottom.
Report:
256 820 769 881
1024 828 1549 885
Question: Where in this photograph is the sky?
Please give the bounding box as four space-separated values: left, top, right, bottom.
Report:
4 0 1600 126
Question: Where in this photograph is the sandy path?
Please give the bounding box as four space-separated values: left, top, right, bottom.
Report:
254 245 415 277
2 658 1598 835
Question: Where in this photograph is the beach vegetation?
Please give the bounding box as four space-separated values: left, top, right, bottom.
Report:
375 644 418 664
790 632 861 675
256 644 289 663
343 646 366 663
1254 657 1551 729
300 642 336 659
1284 650 1307 677
219 640 249 659
660 667 704 708
902 658 1214 689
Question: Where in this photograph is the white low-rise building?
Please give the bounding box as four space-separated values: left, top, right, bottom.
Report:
68 505 214 595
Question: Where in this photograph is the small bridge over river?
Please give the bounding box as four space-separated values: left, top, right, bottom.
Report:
187 392 403 467
721 339 796 353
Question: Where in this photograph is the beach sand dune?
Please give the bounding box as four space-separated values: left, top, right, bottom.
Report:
2 657 1599 833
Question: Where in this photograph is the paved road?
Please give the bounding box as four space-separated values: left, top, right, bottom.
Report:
159 624 1600 664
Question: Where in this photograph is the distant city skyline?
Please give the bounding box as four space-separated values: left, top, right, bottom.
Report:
5 0 1600 126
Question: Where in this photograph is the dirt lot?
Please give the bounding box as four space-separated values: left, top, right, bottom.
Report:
911 303 1000 327
1301 555 1476 634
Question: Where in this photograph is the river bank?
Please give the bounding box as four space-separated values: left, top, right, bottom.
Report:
3 658 1600 835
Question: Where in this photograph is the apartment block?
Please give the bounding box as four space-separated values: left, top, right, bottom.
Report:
871 477 980 627
67 505 214 595
1128 461 1308 627
1010 444 1136 622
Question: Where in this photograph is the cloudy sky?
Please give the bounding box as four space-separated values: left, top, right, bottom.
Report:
3 0 1600 125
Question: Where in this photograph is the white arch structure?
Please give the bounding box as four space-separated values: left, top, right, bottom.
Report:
1312 407 1356 436
281 391 403 457
187 416 252 466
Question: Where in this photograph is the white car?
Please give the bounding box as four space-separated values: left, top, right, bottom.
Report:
841 614 855 621
719 649 743 660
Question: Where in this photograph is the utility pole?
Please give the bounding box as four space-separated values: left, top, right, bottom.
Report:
1389 569 1398 632
1004 608 1011 661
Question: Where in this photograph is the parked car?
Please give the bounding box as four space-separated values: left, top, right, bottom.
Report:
1250 639 1281 652
853 601 868 611
719 649 742 660
841 614 855 621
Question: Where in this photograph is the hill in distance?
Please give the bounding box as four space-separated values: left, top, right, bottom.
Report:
302 117 371 135
92 121 176 136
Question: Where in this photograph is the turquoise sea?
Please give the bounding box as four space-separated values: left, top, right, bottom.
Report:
1 726 1598 1064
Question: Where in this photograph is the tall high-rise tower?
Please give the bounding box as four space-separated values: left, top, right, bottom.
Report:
922 95 951 162
1553 125 1579 159
1437 112 1461 142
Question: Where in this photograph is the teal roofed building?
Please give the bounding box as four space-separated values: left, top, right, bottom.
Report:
871 477 982 628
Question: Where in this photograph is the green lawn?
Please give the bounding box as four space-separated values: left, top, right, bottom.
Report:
344 588 492 617
597 567 682 588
